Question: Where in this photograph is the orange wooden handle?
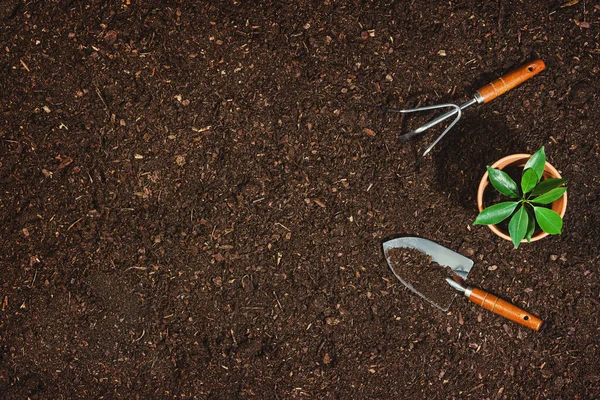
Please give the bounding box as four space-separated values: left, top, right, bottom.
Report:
476 59 546 104
469 288 543 331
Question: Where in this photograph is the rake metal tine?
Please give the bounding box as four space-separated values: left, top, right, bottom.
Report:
396 98 478 152
422 105 462 157
397 103 463 141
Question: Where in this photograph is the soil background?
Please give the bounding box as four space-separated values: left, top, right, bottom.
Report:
1 1 599 399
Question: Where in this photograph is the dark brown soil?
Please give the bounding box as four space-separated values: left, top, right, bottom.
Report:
386 247 457 309
1 1 600 399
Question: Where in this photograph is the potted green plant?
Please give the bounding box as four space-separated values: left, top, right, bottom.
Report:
475 147 567 248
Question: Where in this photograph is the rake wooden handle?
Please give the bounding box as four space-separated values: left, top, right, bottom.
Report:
469 287 543 331
476 59 546 104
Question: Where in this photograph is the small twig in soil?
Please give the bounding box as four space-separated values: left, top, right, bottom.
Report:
67 217 83 231
273 291 284 311
384 142 391 157
317 339 326 354
29 269 37 288
19 59 30 72
95 87 108 108
275 222 290 231
133 329 145 342
95 86 112 120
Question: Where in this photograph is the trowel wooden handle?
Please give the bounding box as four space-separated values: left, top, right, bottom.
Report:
476 59 546 104
469 288 543 331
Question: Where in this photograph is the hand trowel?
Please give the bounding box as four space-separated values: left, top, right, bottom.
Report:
383 237 543 331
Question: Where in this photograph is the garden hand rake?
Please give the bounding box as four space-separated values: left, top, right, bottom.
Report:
388 59 545 156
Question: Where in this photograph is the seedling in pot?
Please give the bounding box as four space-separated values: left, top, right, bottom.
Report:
474 147 567 248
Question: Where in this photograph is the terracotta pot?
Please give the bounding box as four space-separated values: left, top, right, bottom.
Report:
476 154 567 243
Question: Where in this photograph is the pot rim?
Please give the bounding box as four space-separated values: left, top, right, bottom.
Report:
476 153 568 243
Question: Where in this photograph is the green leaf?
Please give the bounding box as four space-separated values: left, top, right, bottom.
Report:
524 147 546 180
525 207 535 243
531 178 566 196
474 202 519 225
521 169 540 194
531 187 567 205
508 205 529 249
534 207 563 234
487 166 520 199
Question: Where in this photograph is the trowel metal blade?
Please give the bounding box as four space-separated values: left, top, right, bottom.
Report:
382 237 474 311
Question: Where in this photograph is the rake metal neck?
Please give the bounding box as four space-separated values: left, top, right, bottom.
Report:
412 98 478 136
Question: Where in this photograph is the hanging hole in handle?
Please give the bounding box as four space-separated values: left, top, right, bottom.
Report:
528 66 535 72
523 315 530 320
